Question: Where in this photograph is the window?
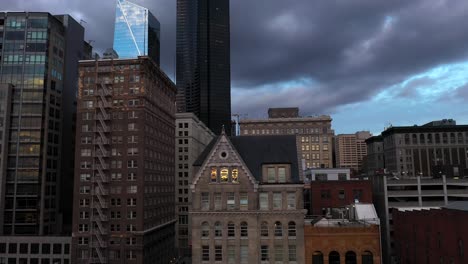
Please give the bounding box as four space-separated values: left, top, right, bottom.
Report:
287 193 296 209
215 222 222 237
338 173 347 180
127 250 136 260
275 222 283 237
80 173 91 182
211 167 217 182
261 245 269 261
227 192 235 210
321 190 331 199
316 173 328 181
353 189 363 200
232 168 239 182
260 192 269 210
240 222 248 237
128 123 137 131
127 160 137 168
278 167 286 182
214 193 222 210
228 222 235 237
227 245 235 264
267 167 275 182
201 222 209 238
261 222 269 237
202 246 209 261
215 245 222 261
201 192 209 210
220 168 229 182
288 245 297 261
275 245 283 262
240 245 248 264
80 149 91 157
339 190 345 199
127 186 137 193
240 193 248 210
273 192 282 209
288 222 296 237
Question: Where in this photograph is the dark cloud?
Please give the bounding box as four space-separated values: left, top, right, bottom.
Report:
3 0 468 118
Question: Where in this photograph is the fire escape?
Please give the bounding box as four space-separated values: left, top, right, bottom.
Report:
90 80 112 264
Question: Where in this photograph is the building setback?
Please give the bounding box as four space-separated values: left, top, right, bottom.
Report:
176 0 231 135
365 136 384 176
335 131 372 174
191 134 306 263
175 112 215 259
72 57 177 264
0 12 85 236
392 203 468 264
239 108 335 174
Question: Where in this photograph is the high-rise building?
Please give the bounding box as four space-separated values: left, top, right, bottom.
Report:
72 57 177 264
174 113 215 259
113 0 161 64
0 12 85 236
365 135 385 176
335 131 372 174
239 108 335 175
191 133 306 263
176 0 231 135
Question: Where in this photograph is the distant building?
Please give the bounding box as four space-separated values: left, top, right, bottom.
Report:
365 136 385 176
304 203 381 264
0 236 71 263
304 168 372 216
175 113 215 258
72 57 177 264
176 0 231 135
335 131 372 174
372 175 468 264
378 120 468 178
392 202 468 264
191 133 306 263
240 108 335 174
102 48 119 59
113 0 160 64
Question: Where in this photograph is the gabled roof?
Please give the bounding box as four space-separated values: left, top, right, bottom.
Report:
194 135 301 183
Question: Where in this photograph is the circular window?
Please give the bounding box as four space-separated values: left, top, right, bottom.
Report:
220 151 228 158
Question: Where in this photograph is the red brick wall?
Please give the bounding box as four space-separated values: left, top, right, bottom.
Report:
392 208 468 264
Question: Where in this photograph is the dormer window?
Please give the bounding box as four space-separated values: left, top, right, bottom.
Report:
263 165 291 183
220 168 229 182
211 167 217 182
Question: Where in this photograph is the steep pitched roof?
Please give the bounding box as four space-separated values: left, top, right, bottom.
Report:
194 135 301 183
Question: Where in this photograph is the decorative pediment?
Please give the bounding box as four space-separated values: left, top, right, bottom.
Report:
191 131 258 191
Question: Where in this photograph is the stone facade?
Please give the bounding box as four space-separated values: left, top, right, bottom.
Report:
190 133 306 263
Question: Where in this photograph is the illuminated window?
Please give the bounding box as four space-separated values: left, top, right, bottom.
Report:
232 168 239 182
220 168 229 182
211 167 217 182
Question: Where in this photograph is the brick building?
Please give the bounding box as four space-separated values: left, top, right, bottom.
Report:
72 57 177 264
304 204 381 264
190 133 306 263
392 202 468 264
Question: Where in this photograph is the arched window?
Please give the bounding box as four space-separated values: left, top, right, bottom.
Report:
362 251 373 264
404 134 410 145
329 251 340 264
435 133 440 144
457 132 463 144
274 221 282 237
412 134 417 144
214 222 222 237
201 222 209 238
220 167 229 182
312 251 324 264
240 222 248 237
427 133 433 144
210 167 217 182
288 221 296 237
232 168 239 183
261 222 269 237
450 133 455 144
442 133 448 144
227 222 235 237
345 251 356 264
419 134 425 144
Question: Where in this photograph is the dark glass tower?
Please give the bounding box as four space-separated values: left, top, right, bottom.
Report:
176 0 231 135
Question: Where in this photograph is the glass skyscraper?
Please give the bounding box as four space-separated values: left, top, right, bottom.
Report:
113 0 161 65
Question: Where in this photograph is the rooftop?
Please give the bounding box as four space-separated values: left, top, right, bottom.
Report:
444 201 468 212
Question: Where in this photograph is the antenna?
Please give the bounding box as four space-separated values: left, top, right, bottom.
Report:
80 19 87 25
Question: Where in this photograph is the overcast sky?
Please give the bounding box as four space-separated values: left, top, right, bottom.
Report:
4 0 468 134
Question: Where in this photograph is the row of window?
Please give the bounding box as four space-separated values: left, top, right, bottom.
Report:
210 167 239 183
401 132 468 145
0 242 69 255
78 185 137 194
201 221 297 238
243 127 329 135
301 144 328 151
201 244 297 262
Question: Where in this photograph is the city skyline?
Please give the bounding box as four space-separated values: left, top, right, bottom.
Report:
2 0 468 135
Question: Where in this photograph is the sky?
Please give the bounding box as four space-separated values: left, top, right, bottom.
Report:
4 0 468 134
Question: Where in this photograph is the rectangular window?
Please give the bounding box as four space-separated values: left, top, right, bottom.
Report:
273 192 282 210
339 190 345 200
201 192 209 210
227 245 235 263
214 193 222 210
260 192 269 210
275 245 283 262
287 193 296 209
316 173 328 181
240 245 248 264
288 245 297 261
240 192 248 210
278 167 286 182
267 167 276 182
338 173 348 180
202 246 209 261
215 245 222 261
261 245 269 261
227 192 235 210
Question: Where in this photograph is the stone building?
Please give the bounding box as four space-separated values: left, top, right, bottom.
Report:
365 136 384 176
190 132 306 263
239 108 334 171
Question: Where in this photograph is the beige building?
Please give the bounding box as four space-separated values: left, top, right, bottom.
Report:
190 132 306 263
175 113 215 258
335 131 372 173
239 108 334 170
